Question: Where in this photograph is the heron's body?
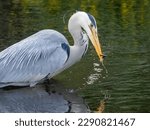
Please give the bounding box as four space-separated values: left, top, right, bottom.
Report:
0 11 103 88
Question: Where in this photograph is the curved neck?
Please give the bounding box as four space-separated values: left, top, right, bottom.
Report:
68 25 83 45
68 15 88 46
64 18 89 68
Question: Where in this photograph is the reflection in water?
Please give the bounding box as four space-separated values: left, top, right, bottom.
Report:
0 80 90 113
0 0 150 112
96 90 111 113
96 100 105 113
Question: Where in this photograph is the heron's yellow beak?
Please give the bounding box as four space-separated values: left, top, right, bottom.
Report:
89 26 104 62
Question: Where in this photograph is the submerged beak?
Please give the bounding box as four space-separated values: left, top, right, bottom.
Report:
88 26 104 62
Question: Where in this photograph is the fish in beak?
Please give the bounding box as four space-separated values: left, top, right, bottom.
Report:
89 25 104 62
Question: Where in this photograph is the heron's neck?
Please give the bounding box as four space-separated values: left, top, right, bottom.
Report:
65 21 88 68
69 27 83 45
68 18 88 46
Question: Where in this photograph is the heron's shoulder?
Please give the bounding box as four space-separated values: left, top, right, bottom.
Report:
37 29 62 36
34 29 68 44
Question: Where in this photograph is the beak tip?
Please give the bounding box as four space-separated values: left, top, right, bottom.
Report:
99 54 106 62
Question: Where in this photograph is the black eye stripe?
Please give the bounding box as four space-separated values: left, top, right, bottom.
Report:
81 27 86 33
87 13 96 28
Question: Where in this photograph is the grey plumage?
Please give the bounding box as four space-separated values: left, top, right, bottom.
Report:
0 29 69 87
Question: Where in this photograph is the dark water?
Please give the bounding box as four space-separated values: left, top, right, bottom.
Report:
0 0 150 112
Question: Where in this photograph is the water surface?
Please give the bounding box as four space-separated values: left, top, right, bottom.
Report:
0 0 150 112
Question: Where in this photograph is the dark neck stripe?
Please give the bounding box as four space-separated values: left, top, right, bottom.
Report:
61 43 70 62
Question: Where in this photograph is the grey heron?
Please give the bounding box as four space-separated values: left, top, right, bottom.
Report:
0 11 104 88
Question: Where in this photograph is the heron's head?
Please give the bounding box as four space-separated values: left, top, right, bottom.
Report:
69 11 104 62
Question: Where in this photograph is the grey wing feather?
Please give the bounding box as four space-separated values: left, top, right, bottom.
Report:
0 29 69 84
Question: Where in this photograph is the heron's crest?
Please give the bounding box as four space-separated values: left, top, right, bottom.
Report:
87 13 97 28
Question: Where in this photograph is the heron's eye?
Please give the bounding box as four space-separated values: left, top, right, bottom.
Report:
90 23 94 28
